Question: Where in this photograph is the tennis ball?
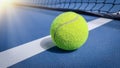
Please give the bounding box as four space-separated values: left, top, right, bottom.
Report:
50 12 89 50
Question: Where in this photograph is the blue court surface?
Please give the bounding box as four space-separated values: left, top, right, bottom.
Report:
0 4 120 68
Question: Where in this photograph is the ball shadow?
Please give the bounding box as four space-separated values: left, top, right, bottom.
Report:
40 36 76 54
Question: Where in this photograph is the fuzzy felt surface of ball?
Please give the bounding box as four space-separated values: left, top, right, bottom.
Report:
50 12 89 50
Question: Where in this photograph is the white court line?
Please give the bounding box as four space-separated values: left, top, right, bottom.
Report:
0 18 112 68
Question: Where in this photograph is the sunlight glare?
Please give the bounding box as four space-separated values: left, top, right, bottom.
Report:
0 0 14 8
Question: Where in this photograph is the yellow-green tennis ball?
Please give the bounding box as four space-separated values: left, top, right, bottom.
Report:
50 12 89 50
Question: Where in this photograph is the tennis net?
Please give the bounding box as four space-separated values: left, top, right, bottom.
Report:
14 0 120 20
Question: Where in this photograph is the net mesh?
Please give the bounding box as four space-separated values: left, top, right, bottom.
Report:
15 0 120 19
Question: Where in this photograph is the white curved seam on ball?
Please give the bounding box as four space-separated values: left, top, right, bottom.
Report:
53 15 79 40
